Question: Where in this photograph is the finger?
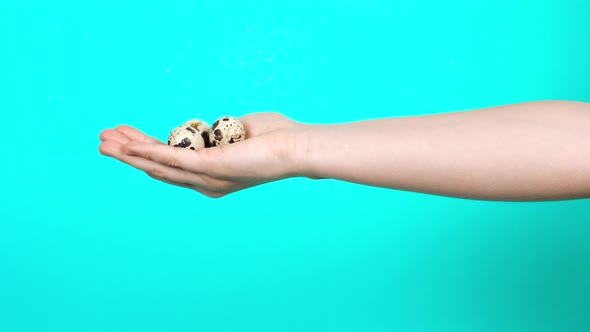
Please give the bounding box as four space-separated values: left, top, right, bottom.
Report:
101 140 225 196
122 141 213 173
99 139 123 157
122 142 240 190
115 125 164 145
100 140 203 186
101 139 249 197
100 129 131 144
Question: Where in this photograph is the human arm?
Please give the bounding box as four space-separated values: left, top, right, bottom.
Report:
99 100 590 201
298 100 590 201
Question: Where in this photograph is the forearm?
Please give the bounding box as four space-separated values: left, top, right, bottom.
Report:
295 101 590 201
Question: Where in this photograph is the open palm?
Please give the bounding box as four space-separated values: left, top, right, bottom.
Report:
99 112 304 198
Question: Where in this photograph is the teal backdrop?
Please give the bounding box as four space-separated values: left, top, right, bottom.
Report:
1 1 589 331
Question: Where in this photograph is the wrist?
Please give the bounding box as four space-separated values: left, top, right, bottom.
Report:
287 123 321 179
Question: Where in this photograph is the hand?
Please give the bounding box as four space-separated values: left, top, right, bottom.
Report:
99 112 307 198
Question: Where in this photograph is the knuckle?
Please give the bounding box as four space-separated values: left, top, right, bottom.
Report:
165 149 184 168
142 150 154 161
143 147 181 168
164 156 179 168
163 149 186 168
149 167 167 180
264 111 281 118
199 174 217 186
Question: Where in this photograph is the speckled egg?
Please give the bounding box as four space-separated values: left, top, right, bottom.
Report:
168 125 205 150
211 116 246 147
184 119 212 148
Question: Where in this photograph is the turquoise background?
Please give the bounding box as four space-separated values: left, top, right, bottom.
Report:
1 1 589 331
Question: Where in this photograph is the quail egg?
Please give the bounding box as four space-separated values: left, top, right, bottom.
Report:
184 119 213 148
211 116 246 147
168 125 205 150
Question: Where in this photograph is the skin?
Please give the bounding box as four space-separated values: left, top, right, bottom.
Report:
99 100 590 201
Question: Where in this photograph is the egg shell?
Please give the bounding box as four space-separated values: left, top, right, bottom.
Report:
168 125 205 150
211 116 246 147
184 119 212 148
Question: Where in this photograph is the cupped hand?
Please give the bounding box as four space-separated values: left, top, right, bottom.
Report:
99 112 308 198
